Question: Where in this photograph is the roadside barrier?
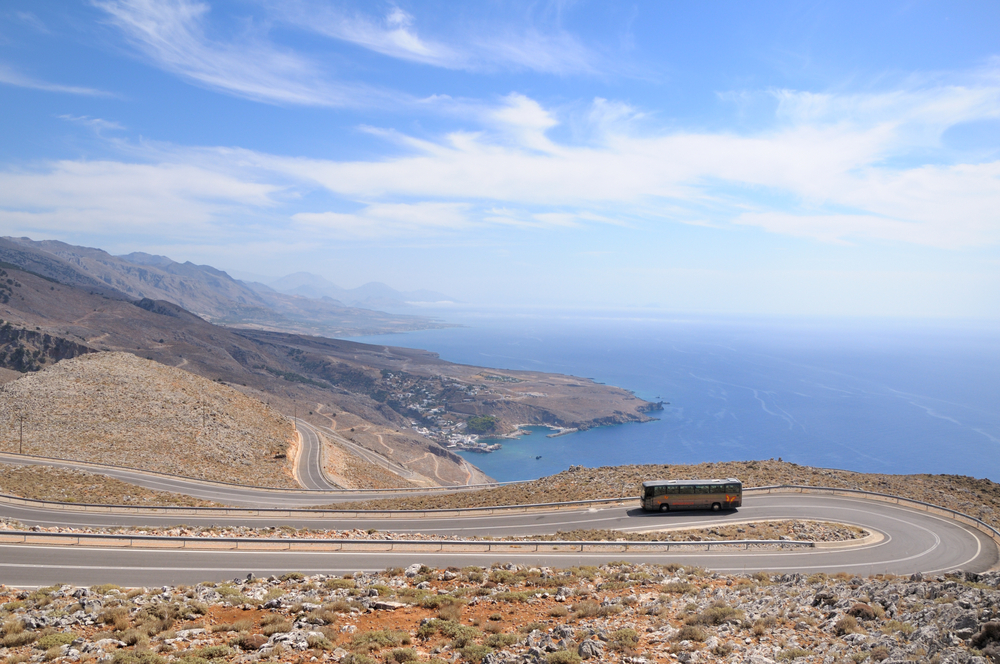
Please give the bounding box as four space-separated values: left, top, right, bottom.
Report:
0 491 633 517
0 530 814 553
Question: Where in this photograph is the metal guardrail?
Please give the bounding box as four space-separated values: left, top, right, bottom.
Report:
0 491 633 517
0 530 814 553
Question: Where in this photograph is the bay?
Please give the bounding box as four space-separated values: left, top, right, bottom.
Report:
349 310 1000 482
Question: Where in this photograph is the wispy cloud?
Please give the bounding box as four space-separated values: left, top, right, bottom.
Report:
270 0 600 75
12 11 51 34
57 115 127 133
0 63 111 96
0 159 281 236
276 2 460 69
94 0 398 107
258 81 1000 247
293 202 471 238
5 75 999 249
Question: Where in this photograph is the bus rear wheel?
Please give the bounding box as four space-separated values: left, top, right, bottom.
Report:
711 502 722 511
660 504 669 512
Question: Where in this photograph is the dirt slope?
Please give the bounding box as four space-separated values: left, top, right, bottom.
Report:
0 352 298 487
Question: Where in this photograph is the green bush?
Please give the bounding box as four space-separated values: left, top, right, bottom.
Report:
193 645 231 659
350 629 411 653
610 628 638 652
35 632 75 649
460 644 493 663
545 651 582 664
388 648 419 663
485 633 519 648
110 651 167 664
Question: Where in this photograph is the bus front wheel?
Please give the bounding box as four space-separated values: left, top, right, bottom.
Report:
660 504 669 512
711 503 722 511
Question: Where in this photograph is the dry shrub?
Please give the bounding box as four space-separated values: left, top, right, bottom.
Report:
261 620 292 636
100 607 131 632
674 626 706 642
835 616 860 635
847 603 877 621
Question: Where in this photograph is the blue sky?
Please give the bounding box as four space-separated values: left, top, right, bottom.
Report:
1 1 998 317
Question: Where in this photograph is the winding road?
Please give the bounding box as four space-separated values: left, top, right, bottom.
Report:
0 423 996 587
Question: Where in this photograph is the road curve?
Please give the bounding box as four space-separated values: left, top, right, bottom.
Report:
0 494 995 586
294 421 340 491
0 427 996 585
0 421 495 507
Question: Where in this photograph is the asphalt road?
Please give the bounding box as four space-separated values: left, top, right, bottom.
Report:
0 423 996 586
294 422 340 491
0 494 995 586
0 421 484 507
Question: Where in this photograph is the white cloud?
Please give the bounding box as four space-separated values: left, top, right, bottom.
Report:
293 202 471 238
276 2 460 69
247 82 1000 248
57 115 127 133
94 0 395 107
0 160 281 235
270 0 599 75
4 76 998 249
0 63 111 96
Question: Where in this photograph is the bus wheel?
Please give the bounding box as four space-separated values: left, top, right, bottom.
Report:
711 503 722 511
660 504 669 512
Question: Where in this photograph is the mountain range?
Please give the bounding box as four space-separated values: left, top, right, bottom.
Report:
0 237 451 338
250 271 454 311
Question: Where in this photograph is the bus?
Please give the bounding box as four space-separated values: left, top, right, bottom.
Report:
640 478 742 512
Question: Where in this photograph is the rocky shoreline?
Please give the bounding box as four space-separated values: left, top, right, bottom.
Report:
2 562 999 664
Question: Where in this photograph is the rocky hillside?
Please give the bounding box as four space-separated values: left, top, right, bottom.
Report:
0 267 482 485
0 352 298 488
0 237 448 337
0 563 997 664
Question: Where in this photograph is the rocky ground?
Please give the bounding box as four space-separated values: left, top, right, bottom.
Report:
330 461 1000 534
0 353 297 488
2 563 999 664
0 464 219 507
0 519 864 545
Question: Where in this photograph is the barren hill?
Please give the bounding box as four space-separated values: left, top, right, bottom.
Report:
0 237 449 337
0 352 298 487
0 261 658 486
0 267 488 485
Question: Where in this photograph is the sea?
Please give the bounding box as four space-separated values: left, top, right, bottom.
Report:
349 309 1000 483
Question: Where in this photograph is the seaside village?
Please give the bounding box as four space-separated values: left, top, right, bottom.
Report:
376 370 509 453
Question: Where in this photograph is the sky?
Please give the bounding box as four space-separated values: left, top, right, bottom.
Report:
1 1 998 318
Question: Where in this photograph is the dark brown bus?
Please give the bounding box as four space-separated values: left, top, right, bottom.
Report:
640 478 742 512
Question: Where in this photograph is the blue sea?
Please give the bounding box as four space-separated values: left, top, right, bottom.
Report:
350 310 1000 482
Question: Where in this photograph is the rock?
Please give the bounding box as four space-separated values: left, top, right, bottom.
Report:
405 563 422 577
373 600 407 611
578 640 604 660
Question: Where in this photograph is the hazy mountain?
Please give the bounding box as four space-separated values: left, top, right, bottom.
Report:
0 237 450 337
264 271 455 310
